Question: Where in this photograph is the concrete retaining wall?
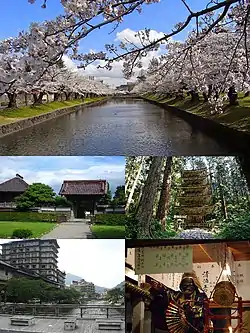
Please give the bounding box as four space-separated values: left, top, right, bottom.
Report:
144 98 250 154
0 99 108 139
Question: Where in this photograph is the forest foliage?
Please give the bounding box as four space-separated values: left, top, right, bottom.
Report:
125 156 250 239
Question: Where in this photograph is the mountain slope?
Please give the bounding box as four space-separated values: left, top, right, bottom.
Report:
115 281 125 289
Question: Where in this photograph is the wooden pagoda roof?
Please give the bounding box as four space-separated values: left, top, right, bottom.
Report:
0 174 28 192
59 180 108 196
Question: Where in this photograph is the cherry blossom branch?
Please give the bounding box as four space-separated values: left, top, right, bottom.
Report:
103 0 239 67
181 0 193 14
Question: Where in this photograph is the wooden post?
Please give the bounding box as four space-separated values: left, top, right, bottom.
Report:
132 300 144 333
55 306 60 317
143 308 152 333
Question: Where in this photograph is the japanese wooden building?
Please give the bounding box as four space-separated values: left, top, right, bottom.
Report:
125 241 250 333
177 168 213 229
59 180 108 218
0 174 28 203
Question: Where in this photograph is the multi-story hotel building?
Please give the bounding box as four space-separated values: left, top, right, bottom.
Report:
1 239 65 287
71 279 95 296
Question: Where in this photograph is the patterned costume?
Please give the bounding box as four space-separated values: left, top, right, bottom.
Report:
147 272 208 333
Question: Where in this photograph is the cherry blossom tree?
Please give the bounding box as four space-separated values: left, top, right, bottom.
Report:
2 0 249 109
25 1 247 70
131 2 250 113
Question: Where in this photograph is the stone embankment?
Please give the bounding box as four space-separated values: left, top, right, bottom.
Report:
143 97 250 154
0 99 108 138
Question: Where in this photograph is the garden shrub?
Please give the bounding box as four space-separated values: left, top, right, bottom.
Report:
12 229 33 238
0 212 57 222
94 214 125 226
125 214 139 239
217 213 250 239
150 219 177 239
125 216 177 239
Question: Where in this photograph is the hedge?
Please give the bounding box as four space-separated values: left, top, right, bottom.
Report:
94 214 126 226
0 212 57 222
12 229 33 238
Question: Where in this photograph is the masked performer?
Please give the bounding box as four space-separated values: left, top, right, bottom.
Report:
146 271 209 333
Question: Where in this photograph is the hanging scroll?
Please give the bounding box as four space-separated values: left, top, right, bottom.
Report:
135 245 193 274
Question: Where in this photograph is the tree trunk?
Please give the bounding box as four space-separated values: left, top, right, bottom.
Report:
65 92 71 101
156 157 173 231
228 86 238 105
208 163 215 204
136 157 164 238
33 92 44 105
207 84 213 99
237 156 250 191
176 91 184 99
33 93 38 104
217 169 228 219
7 92 17 108
24 93 28 106
37 92 44 104
54 93 59 101
190 90 199 102
203 92 208 102
125 157 145 212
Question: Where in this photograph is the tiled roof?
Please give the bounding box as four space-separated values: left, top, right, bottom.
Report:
0 176 29 192
59 180 108 196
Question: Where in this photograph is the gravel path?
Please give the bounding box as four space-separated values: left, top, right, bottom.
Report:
42 221 94 239
175 228 215 239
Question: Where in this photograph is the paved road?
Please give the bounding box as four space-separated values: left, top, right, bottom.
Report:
0 98 232 155
42 221 93 239
0 316 125 333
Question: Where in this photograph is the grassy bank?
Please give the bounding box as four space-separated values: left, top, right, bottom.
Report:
0 97 105 125
144 93 250 134
91 225 125 238
90 214 125 238
0 221 57 238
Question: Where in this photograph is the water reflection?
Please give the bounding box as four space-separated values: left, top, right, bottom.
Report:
0 99 231 155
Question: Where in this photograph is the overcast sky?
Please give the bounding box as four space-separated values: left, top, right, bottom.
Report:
0 239 125 288
0 156 125 195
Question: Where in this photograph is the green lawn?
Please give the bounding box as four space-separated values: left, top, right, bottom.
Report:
145 93 250 134
0 97 105 125
0 222 57 238
91 225 125 239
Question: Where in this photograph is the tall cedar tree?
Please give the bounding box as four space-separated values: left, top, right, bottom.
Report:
237 156 250 191
156 157 173 231
136 157 164 238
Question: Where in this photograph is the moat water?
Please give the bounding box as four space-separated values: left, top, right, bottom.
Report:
0 99 232 155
